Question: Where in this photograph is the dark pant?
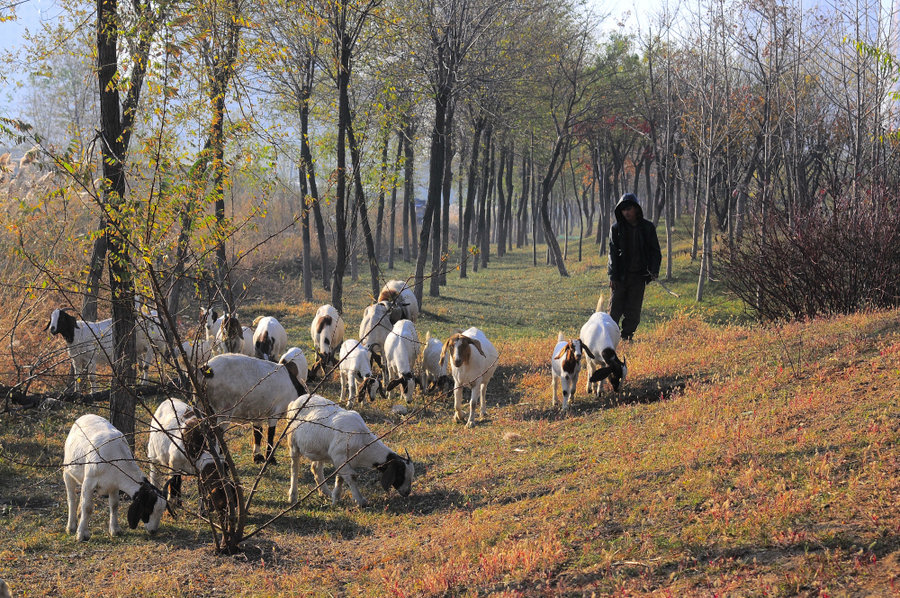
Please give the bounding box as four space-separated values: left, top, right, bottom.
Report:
609 273 647 338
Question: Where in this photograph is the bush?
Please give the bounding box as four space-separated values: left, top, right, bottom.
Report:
721 193 900 320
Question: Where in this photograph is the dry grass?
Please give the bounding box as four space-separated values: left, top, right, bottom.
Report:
1 242 899 597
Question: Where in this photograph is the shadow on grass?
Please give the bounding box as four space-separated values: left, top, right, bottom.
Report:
515 374 691 420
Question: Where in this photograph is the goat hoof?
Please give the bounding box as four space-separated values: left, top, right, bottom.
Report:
253 454 265 464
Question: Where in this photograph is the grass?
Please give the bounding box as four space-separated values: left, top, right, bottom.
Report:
1 232 898 597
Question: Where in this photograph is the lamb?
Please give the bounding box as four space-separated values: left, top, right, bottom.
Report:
45 308 114 393
551 331 596 413
146 397 236 514
63 413 170 541
285 394 415 507
378 280 419 323
200 352 308 464
440 327 499 427
579 296 628 396
337 339 384 407
252 315 288 362
309 304 345 375
358 301 393 370
383 319 421 404
421 331 453 394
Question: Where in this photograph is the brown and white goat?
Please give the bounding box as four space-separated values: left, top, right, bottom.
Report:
439 327 499 427
378 280 419 323
309 304 346 378
551 331 596 413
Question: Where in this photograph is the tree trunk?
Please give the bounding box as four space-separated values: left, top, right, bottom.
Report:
402 125 414 262
330 32 352 313
459 116 484 279
388 130 402 271
347 119 380 299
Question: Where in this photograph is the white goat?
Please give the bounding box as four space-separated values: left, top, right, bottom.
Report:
337 339 384 407
200 351 308 464
421 331 452 394
285 394 414 507
45 308 113 393
252 316 288 362
440 327 499 427
358 301 393 370
63 414 170 541
383 319 421 404
551 331 596 413
579 296 628 396
309 304 345 376
378 280 419 323
147 398 235 514
147 398 214 503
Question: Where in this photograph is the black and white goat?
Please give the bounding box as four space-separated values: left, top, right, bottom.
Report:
309 304 345 376
358 301 393 371
285 394 414 507
421 331 453 394
45 308 114 393
202 307 253 356
252 315 288 362
551 331 595 413
63 414 171 541
440 327 499 427
579 296 628 396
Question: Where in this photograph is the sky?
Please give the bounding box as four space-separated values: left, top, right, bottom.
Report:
0 0 661 129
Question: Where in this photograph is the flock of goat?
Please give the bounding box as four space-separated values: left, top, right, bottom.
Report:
44 280 628 542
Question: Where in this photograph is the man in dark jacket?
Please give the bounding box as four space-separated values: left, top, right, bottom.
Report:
608 193 662 340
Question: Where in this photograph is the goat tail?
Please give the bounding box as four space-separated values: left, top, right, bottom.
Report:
596 295 605 313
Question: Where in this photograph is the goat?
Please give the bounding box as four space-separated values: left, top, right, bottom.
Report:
440 327 499 427
338 339 384 407
63 414 171 541
285 394 414 507
378 280 419 323
200 352 308 464
278 347 309 387
147 398 236 515
383 319 421 404
202 307 253 356
252 315 288 362
45 308 113 394
579 296 628 396
421 331 453 394
309 304 345 376
551 331 596 413
358 301 393 371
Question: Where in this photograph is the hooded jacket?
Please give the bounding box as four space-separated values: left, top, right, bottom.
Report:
608 193 662 282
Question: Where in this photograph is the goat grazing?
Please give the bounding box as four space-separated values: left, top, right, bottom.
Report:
45 308 113 393
252 316 288 362
202 307 253 356
285 394 414 507
309 304 345 375
378 280 419 323
147 398 235 514
200 352 308 464
579 296 628 396
551 331 595 413
421 331 453 394
440 327 499 427
338 339 384 406
358 301 393 370
383 319 421 404
63 414 170 541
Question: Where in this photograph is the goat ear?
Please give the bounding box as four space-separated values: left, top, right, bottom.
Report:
589 367 613 383
127 482 156 528
201 366 214 378
385 377 404 392
439 338 452 367
467 338 486 358
580 342 595 360
378 459 400 492
552 346 566 360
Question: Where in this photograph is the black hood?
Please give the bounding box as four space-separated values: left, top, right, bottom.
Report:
614 193 644 223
